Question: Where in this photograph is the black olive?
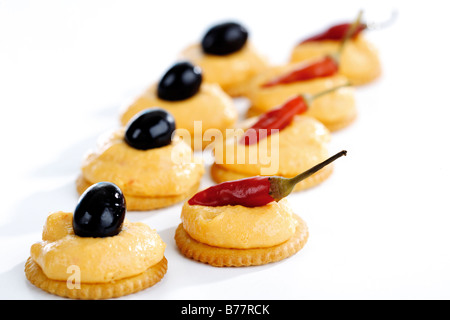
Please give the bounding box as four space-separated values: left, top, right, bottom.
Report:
73 182 126 238
157 62 202 101
124 108 175 150
201 22 249 56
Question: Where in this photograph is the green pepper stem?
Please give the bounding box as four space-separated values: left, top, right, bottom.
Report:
289 150 347 186
329 10 365 65
302 82 352 106
269 150 347 201
312 82 351 100
338 10 364 55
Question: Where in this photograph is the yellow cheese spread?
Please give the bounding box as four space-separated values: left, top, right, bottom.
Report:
120 83 238 144
180 42 269 96
181 198 297 249
30 211 166 283
81 129 204 197
214 115 330 177
245 64 356 130
290 35 381 85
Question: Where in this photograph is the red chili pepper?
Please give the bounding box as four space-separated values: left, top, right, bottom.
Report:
240 95 308 145
262 56 339 88
240 82 350 146
263 13 364 88
188 176 273 207
188 151 347 207
300 22 367 44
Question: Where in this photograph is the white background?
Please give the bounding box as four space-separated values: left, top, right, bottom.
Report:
1 0 450 300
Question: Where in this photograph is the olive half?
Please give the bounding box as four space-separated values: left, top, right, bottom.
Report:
124 108 176 150
73 182 126 238
201 22 248 56
157 62 202 101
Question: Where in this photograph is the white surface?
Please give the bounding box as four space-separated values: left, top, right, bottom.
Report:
1 0 450 300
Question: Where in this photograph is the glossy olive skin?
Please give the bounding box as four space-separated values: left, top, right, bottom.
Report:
124 108 175 150
157 62 202 101
201 22 248 56
73 182 126 238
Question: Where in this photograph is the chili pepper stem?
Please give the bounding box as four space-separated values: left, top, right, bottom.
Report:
329 10 364 65
269 150 347 201
337 10 364 55
303 82 352 106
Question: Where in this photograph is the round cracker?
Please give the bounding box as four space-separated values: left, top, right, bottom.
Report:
175 214 308 267
25 256 167 300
